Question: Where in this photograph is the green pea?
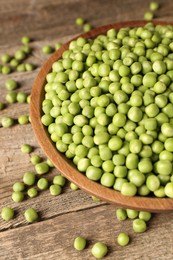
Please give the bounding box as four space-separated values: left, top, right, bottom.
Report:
116 208 127 221
23 171 36 186
117 233 130 246
49 184 62 196
13 182 25 192
5 79 18 91
1 207 14 221
37 178 49 190
139 211 152 222
6 91 17 103
21 36 31 45
18 115 29 125
121 182 137 196
24 208 38 223
74 236 87 251
30 154 42 165
70 182 79 190
42 45 54 54
12 191 24 202
91 242 108 259
27 187 38 198
21 144 33 154
133 218 147 233
1 116 14 128
35 162 50 174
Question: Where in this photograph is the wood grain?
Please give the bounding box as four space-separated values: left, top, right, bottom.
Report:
1 0 173 259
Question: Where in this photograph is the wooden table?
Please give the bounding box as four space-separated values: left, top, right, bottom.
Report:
0 0 173 259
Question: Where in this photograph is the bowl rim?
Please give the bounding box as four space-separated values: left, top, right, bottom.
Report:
30 20 173 212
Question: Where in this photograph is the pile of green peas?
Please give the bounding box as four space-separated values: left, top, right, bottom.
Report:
40 23 173 198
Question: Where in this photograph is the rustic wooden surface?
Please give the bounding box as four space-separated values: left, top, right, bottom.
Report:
0 0 173 259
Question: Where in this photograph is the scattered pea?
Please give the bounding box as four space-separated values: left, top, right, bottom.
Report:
70 182 79 190
1 116 14 128
133 218 147 233
37 178 49 190
13 181 25 192
1 207 14 221
74 236 87 252
91 242 108 259
2 65 11 74
21 144 33 154
5 79 18 91
18 115 29 125
24 208 38 223
53 175 66 186
27 187 38 198
30 154 42 165
23 171 36 186
75 17 85 26
21 36 31 45
117 233 130 246
12 191 24 202
116 208 127 221
42 45 54 54
35 162 49 174
49 184 62 196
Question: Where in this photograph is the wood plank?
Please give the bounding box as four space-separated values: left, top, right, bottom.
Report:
0 204 173 260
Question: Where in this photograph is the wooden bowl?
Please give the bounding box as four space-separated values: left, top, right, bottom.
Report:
30 20 173 212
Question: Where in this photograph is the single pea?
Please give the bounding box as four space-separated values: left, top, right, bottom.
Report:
83 23 92 32
91 196 100 201
24 208 38 223
14 50 26 61
74 236 87 251
46 159 54 167
18 115 29 125
37 178 49 190
13 181 25 192
75 17 85 26
55 42 62 50
139 211 152 222
5 79 18 91
117 233 130 246
1 207 14 221
12 191 24 202
25 63 35 71
91 242 108 259
116 208 127 221
1 53 11 63
126 209 139 219
70 182 79 190
21 36 31 45
2 65 11 74
133 218 147 233
10 58 19 67
49 184 62 196
1 116 14 128
121 182 137 196
23 171 36 186
53 175 66 186
6 91 17 103
42 45 54 54
16 64 26 72
30 154 42 165
165 182 173 198
21 144 33 154
146 175 160 192
150 1 159 11
27 187 38 198
35 162 49 174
